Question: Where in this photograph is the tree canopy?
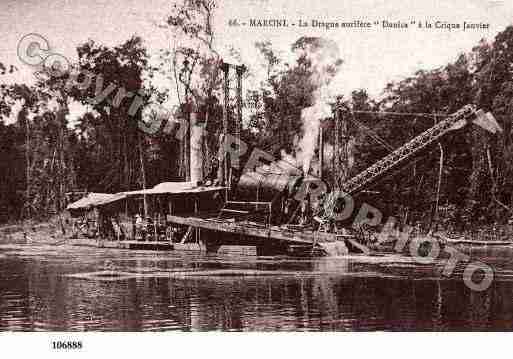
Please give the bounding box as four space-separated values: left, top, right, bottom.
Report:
1 1 513 233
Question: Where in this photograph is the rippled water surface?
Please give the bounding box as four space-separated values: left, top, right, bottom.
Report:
1 241 513 331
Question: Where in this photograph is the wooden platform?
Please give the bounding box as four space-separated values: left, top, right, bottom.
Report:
71 238 173 251
167 214 337 243
166 214 359 246
444 238 513 246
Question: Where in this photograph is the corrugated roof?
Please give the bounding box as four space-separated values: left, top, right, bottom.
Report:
66 183 225 211
66 193 125 211
125 182 226 195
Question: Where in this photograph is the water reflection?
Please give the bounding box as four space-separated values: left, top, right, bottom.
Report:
1 243 513 331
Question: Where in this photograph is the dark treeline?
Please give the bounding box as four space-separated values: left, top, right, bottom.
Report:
354 27 513 230
246 27 513 231
0 0 513 232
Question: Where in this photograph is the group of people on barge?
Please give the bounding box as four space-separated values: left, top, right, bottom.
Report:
72 211 184 243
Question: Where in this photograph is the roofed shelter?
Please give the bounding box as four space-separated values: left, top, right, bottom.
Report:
65 183 226 241
66 192 127 215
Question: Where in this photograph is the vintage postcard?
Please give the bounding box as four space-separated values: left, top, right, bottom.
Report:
0 0 512 356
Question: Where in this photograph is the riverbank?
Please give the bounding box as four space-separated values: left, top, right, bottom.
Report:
0 214 72 245
3 215 513 253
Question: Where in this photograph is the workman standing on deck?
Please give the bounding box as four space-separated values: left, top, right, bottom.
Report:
135 214 144 241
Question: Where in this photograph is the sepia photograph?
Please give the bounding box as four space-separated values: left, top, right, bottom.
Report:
1 0 513 354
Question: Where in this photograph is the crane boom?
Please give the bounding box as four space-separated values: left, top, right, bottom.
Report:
322 104 502 220
338 105 501 196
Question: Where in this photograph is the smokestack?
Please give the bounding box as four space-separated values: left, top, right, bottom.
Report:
190 112 204 186
218 61 230 185
235 65 246 161
318 125 324 180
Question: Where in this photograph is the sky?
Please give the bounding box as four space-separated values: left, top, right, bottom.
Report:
1 0 513 123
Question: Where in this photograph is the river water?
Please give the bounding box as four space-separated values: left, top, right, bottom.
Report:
1 241 513 331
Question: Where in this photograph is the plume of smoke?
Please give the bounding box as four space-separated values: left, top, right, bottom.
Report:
294 38 342 174
298 100 331 174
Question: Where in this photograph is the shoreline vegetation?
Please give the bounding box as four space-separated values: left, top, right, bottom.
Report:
2 215 513 251
0 215 73 245
1 2 513 247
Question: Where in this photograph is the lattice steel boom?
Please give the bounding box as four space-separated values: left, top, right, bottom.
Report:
339 104 501 196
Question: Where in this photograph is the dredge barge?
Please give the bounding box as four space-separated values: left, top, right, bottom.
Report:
65 61 501 257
